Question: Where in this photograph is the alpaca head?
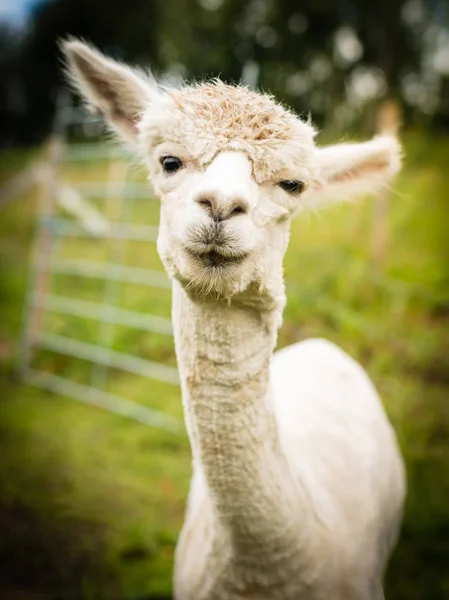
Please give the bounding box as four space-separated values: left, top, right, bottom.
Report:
63 40 401 302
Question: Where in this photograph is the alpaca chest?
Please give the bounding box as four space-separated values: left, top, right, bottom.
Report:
173 502 333 600
173 497 384 600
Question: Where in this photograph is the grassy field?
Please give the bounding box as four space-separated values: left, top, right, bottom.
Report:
0 130 448 599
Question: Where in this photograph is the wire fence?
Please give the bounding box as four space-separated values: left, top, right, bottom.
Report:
18 90 183 434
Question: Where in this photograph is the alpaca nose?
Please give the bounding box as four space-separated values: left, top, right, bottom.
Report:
194 191 249 221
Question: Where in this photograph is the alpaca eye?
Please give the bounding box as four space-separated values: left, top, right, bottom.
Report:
279 180 305 194
161 156 183 173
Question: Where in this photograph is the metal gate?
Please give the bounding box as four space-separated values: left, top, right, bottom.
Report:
18 91 182 433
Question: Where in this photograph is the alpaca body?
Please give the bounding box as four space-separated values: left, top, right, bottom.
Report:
173 285 405 600
61 39 406 600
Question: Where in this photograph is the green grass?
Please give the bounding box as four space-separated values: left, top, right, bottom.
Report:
0 129 448 599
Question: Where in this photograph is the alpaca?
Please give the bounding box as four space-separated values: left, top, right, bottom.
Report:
62 39 406 600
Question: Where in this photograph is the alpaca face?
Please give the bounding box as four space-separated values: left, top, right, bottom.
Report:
62 39 402 299
151 148 299 298
135 81 321 298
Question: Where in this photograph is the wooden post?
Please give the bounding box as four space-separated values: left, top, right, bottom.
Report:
17 87 69 376
24 136 63 363
371 99 401 269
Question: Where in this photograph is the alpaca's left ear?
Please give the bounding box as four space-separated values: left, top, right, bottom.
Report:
61 38 160 145
307 136 402 204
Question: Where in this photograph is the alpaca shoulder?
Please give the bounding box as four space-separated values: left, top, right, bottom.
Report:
271 337 383 416
271 338 405 553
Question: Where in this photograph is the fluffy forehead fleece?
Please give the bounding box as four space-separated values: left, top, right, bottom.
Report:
140 80 317 182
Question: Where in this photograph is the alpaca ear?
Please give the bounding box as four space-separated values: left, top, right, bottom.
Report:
61 38 157 145
308 136 402 203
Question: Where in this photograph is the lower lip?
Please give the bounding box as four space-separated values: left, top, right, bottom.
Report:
186 249 247 268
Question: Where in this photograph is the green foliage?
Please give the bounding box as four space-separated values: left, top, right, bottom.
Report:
2 0 448 147
0 130 448 598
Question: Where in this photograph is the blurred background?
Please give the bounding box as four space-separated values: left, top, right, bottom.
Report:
0 0 448 599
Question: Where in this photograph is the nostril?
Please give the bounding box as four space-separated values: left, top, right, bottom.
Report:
230 205 246 217
198 198 213 210
196 196 224 221
228 197 249 218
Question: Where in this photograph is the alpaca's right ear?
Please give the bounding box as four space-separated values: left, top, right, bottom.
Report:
306 135 402 205
61 38 157 145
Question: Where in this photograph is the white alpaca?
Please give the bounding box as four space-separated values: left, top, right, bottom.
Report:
63 40 406 600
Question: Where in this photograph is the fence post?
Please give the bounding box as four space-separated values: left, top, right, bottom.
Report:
18 135 63 374
371 99 401 270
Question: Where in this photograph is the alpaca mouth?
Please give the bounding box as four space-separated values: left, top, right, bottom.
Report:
186 248 248 268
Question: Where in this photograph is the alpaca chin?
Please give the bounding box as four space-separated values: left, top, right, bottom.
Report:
173 247 256 300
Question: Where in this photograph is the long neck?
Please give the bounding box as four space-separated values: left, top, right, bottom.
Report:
172 280 305 552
